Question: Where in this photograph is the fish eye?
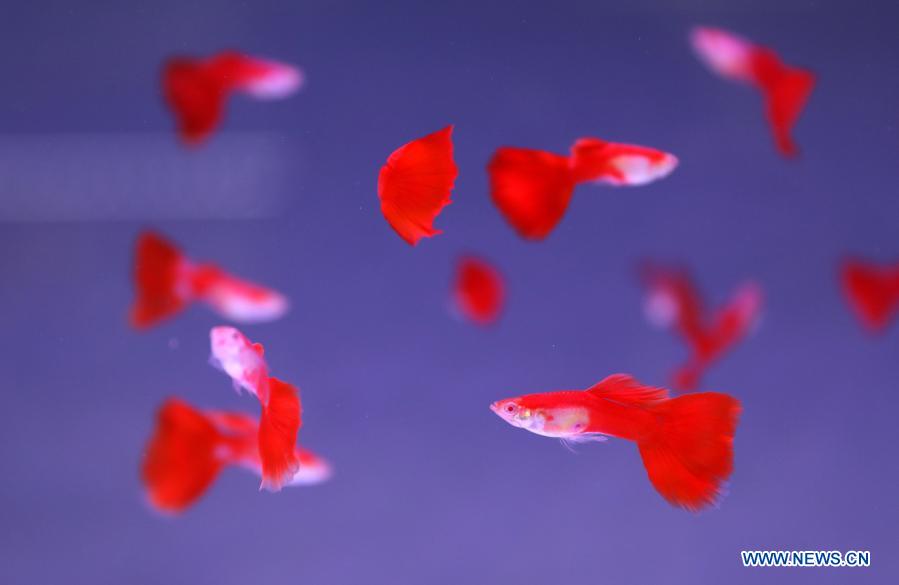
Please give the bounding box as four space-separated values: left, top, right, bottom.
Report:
504 404 516 414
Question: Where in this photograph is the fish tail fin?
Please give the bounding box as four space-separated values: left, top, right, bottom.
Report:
637 392 741 511
141 399 231 513
131 231 191 329
842 260 899 331
258 377 302 491
760 63 815 157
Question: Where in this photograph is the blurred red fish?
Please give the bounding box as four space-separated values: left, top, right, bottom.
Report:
378 126 458 245
453 255 505 325
163 51 303 145
131 230 288 328
491 374 740 511
642 263 762 390
489 138 676 240
142 399 331 513
690 26 815 157
209 326 302 491
841 258 899 332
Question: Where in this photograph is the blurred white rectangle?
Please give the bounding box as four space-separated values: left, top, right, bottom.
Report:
0 133 298 222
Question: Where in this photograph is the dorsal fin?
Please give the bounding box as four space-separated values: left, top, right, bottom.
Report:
586 374 669 406
253 342 265 357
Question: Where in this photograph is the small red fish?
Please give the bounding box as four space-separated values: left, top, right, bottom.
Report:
491 374 741 511
378 126 458 245
453 255 505 325
163 51 303 145
142 399 330 513
209 326 302 491
690 26 815 157
841 258 899 332
642 263 762 391
488 138 676 240
131 230 288 328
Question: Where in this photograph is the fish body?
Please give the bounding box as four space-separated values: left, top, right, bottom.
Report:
690 26 815 157
491 374 741 511
142 399 329 513
163 51 303 144
208 327 301 491
642 263 762 390
130 230 288 328
209 326 269 402
489 137 677 240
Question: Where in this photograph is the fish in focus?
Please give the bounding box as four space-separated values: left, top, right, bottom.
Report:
209 326 302 491
840 258 899 332
453 255 505 325
163 51 303 145
490 374 741 512
142 399 331 513
378 126 458 245
489 138 677 240
641 263 762 391
690 26 815 157
130 230 288 328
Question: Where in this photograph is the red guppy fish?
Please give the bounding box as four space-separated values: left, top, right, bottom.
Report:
690 26 815 157
142 398 330 513
489 137 677 240
841 258 899 332
209 326 302 491
491 374 741 512
163 51 303 144
641 263 762 390
131 230 288 328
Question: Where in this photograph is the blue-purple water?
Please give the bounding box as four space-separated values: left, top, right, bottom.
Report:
1 1 897 584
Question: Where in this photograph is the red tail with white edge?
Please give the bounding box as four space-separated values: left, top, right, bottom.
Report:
142 399 234 513
131 231 191 329
258 377 302 491
638 392 741 511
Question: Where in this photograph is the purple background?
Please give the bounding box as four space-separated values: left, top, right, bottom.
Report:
1 1 897 584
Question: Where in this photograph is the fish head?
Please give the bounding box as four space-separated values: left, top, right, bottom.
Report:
210 326 246 362
490 398 544 433
209 326 262 385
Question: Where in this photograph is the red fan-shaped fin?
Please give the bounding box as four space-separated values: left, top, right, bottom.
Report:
258 377 302 491
488 147 575 240
378 126 457 245
162 58 229 145
638 393 741 511
142 399 230 513
131 231 189 329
